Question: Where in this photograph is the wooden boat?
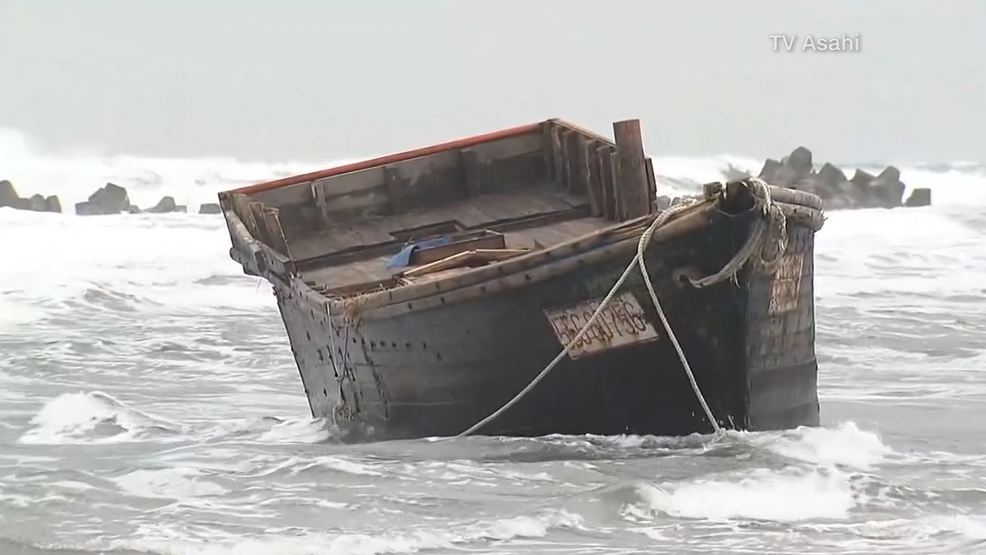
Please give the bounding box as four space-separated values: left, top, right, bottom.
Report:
218 118 825 441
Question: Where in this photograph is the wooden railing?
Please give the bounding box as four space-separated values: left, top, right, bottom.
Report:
542 119 657 222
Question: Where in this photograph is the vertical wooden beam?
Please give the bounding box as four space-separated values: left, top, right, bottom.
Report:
613 119 651 220
584 140 603 217
559 128 573 191
568 132 593 209
262 207 291 257
550 126 565 189
597 145 616 220
231 193 257 236
645 157 657 211
540 121 555 180
249 202 271 244
606 147 620 220
310 182 331 230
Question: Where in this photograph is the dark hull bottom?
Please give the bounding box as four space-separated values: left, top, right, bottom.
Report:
275 216 819 441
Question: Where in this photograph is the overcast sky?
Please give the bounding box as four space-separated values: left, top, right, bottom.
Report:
1 1 983 163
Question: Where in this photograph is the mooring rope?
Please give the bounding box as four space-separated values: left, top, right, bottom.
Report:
455 178 784 438
635 205 721 434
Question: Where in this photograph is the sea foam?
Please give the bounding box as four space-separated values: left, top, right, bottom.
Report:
18 391 179 444
112 510 582 555
623 467 858 522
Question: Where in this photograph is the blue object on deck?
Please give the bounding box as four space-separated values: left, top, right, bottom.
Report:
388 236 453 268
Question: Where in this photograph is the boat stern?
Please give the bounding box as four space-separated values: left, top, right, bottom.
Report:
741 205 821 430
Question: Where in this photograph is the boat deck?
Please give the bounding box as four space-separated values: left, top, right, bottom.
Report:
296 188 609 293
221 119 663 297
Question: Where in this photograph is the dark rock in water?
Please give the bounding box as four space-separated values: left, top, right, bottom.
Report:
787 146 813 178
841 169 874 207
0 180 18 207
9 198 31 210
45 195 62 213
767 147 815 188
199 202 222 214
76 182 139 215
799 163 849 204
851 169 875 187
867 166 906 208
905 188 932 207
93 183 132 211
759 159 781 182
145 196 184 213
869 183 905 208
759 149 921 211
878 166 901 183
27 194 48 212
818 163 847 187
0 181 62 213
74 201 97 216
793 174 828 198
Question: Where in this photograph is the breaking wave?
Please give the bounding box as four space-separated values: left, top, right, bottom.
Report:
1 126 984 212
621 467 859 522
748 421 894 469
17 392 332 446
113 468 228 500
18 391 181 444
0 126 332 211
111 510 582 555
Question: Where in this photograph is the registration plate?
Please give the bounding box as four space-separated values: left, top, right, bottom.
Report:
543 292 660 358
768 253 805 314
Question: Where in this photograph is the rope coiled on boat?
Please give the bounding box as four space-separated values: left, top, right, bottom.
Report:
456 178 786 438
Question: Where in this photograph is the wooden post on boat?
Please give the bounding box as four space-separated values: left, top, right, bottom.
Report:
597 145 618 220
613 119 652 220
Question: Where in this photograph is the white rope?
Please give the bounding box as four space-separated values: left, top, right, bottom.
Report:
635 207 721 434
456 251 643 437
453 179 781 437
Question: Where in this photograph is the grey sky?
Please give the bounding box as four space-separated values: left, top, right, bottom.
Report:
1 1 983 163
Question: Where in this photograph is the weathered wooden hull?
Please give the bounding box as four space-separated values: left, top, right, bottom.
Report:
273 204 820 441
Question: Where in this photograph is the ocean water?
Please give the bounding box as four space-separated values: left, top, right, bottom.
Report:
2 129 985 554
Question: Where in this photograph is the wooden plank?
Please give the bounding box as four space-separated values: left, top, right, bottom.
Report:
584 140 602 217
568 132 591 204
249 202 271 244
596 145 612 220
310 166 384 200
262 207 291 257
234 123 541 195
459 148 483 196
599 147 618 221
560 128 575 192
613 119 651 220
540 121 555 180
550 126 565 189
400 248 531 278
310 181 330 230
230 193 256 237
409 231 506 265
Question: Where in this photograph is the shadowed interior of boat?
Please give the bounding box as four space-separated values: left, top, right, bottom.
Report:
221 119 662 296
